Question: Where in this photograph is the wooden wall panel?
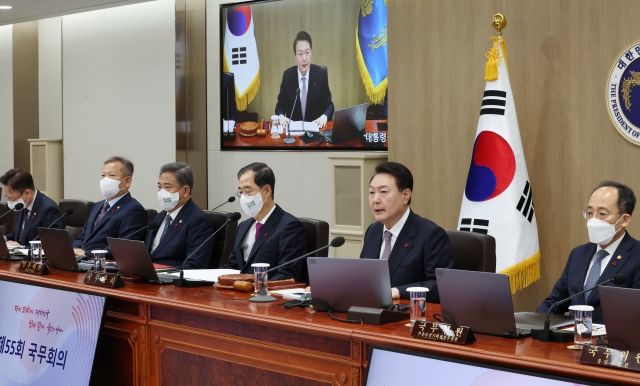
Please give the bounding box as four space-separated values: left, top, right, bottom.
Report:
222 0 370 119
388 0 640 311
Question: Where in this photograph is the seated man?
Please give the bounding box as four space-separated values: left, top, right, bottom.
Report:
73 156 147 258
275 31 334 129
223 162 307 281
0 168 64 245
537 181 640 324
146 162 213 269
360 162 453 302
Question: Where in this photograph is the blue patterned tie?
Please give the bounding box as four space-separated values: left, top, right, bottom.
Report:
584 250 609 302
159 214 172 241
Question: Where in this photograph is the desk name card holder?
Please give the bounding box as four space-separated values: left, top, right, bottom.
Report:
579 344 640 373
83 271 125 288
18 261 49 275
410 321 476 345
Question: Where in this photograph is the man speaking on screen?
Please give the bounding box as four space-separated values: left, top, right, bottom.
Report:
275 31 334 129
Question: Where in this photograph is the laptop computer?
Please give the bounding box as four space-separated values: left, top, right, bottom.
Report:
38 228 93 271
0 239 23 261
307 257 392 312
107 238 174 284
320 103 367 144
600 286 640 350
437 268 572 338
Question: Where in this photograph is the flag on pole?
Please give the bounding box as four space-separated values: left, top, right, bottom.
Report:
457 22 540 294
356 0 388 105
223 5 260 111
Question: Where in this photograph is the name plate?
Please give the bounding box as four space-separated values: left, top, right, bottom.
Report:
410 321 476 345
579 344 640 372
83 271 125 288
17 261 49 275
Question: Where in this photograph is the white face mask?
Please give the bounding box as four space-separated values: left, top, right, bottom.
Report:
158 187 185 212
7 194 25 210
587 215 625 245
239 187 265 217
100 177 125 199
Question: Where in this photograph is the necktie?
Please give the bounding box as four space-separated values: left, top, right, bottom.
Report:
584 250 609 302
255 222 263 241
301 77 307 121
95 201 110 226
381 230 392 260
19 209 30 245
159 214 172 242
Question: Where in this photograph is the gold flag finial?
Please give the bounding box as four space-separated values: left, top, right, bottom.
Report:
492 13 507 34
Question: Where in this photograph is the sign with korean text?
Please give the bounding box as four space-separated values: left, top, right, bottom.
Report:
410 321 476 345
579 344 640 373
0 279 106 385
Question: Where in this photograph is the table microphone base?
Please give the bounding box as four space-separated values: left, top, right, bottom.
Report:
283 137 295 144
250 286 277 302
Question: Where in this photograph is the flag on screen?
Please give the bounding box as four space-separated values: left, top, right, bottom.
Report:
457 32 540 294
223 5 260 111
356 0 388 105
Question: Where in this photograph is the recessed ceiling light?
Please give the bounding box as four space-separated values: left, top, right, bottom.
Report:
0 6 12 10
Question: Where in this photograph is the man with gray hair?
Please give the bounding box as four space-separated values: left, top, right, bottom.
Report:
73 156 147 258
145 162 213 269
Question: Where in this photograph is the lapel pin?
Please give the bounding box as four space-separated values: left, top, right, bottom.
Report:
404 243 409 248
617 255 622 260
179 220 183 223
117 206 120 209
111 210 115 213
612 261 617 267
174 223 179 227
264 233 268 237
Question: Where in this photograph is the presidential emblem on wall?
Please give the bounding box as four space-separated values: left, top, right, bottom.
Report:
607 41 640 146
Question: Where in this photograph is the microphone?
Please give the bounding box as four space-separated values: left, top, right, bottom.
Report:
32 208 74 241
0 203 24 222
250 236 345 303
283 88 300 145
210 196 235 211
532 273 627 342
173 212 242 288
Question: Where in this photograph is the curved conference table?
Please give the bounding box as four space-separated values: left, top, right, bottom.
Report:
1 261 638 386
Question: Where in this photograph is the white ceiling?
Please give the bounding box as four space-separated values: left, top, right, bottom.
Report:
0 0 155 26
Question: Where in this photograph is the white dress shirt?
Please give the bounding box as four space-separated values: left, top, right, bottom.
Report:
379 207 411 259
242 204 276 262
150 205 184 253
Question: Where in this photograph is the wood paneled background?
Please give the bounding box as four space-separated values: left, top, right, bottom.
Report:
388 0 640 311
222 0 370 120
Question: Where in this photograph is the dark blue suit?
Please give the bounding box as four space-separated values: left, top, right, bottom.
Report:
145 199 213 269
223 205 307 281
536 232 640 324
6 190 64 244
275 64 334 122
72 192 146 258
360 210 454 302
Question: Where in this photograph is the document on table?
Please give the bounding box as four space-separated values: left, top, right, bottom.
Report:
269 288 308 300
288 121 319 135
164 269 240 282
562 323 607 336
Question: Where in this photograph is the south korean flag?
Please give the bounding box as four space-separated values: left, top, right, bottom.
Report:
457 34 541 294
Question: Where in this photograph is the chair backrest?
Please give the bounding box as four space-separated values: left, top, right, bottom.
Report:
59 199 96 241
203 210 238 269
0 201 12 237
144 208 158 241
297 217 330 285
446 230 496 273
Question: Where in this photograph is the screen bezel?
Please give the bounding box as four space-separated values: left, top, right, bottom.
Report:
364 345 608 386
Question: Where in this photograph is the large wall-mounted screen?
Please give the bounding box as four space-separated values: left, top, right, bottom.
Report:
220 0 389 150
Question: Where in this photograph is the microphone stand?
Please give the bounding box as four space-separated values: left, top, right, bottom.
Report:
173 215 239 288
250 242 338 303
531 276 621 342
283 89 300 145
